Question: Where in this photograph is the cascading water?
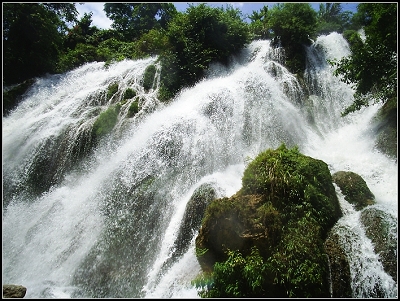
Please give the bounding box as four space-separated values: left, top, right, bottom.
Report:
2 32 397 298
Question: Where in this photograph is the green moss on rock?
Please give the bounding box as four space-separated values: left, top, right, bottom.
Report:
324 230 352 298
241 143 341 232
123 88 136 100
332 171 375 210
3 79 35 116
92 106 119 139
360 207 397 282
373 96 397 159
107 83 119 100
128 100 139 117
142 64 156 91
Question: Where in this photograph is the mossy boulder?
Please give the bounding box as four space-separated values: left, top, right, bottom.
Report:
107 83 119 100
127 100 139 117
332 171 375 210
360 207 397 283
195 194 282 273
92 105 119 139
123 88 136 100
195 144 342 297
241 144 342 232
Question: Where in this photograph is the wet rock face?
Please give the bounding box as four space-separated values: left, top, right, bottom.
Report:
324 232 352 298
360 207 397 283
3 284 27 298
173 182 218 258
332 171 375 211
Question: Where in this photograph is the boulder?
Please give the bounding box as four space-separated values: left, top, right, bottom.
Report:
195 144 342 297
3 284 27 298
360 207 397 283
173 182 218 258
324 231 352 298
332 171 375 210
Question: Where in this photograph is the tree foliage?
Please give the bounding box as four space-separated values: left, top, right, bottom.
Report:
104 3 177 41
158 3 250 101
248 6 270 39
3 3 77 85
267 3 317 73
330 3 397 116
316 3 354 35
3 2 395 118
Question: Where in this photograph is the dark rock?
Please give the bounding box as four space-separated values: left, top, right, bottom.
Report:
3 79 35 116
173 182 217 258
3 284 27 298
372 97 397 160
360 207 397 283
195 194 280 272
324 231 352 298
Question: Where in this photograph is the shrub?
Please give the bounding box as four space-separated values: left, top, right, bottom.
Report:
267 216 330 297
193 247 268 298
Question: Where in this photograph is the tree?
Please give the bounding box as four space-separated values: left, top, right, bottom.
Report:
3 3 78 85
268 3 317 73
158 3 249 101
331 3 397 116
248 5 270 40
316 3 354 35
64 12 100 50
104 3 177 41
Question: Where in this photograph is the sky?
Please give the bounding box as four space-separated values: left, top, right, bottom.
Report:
75 2 360 30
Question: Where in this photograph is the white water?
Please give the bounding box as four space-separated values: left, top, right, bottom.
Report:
2 33 397 298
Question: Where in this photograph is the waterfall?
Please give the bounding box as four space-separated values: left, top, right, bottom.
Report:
2 33 397 298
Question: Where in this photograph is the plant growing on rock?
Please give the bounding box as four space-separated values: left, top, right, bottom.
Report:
194 143 342 297
332 170 375 210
